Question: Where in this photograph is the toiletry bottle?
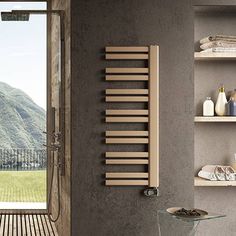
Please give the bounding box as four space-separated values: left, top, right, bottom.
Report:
231 89 236 101
232 153 236 171
229 90 236 116
228 98 236 116
203 97 214 116
215 85 227 116
226 100 231 116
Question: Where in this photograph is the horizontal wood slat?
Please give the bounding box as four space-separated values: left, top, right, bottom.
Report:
106 89 148 95
106 75 148 81
106 117 148 123
105 152 149 158
106 131 148 137
106 109 149 116
106 138 149 144
106 53 148 60
106 96 148 102
106 180 149 186
106 68 148 74
106 172 148 178
106 46 149 52
106 159 149 164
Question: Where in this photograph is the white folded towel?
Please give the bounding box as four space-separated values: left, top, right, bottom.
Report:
198 170 218 181
200 41 236 50
198 165 236 181
200 35 236 44
200 47 236 53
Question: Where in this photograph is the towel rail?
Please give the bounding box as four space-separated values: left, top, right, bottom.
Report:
104 46 159 195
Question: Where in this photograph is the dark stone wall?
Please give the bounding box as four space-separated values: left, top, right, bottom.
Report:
71 1 194 235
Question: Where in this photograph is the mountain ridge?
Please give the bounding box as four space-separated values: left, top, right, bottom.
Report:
0 81 46 149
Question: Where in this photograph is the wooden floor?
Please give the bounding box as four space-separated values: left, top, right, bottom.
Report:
0 214 58 235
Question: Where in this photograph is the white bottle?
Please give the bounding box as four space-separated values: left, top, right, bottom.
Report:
215 85 227 116
203 97 214 116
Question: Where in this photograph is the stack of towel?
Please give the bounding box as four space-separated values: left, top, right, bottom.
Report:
198 165 236 181
200 35 236 53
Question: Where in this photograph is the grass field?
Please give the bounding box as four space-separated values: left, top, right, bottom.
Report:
0 171 46 202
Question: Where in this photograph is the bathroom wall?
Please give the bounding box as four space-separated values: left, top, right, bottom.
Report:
194 2 236 235
48 0 71 235
71 1 194 236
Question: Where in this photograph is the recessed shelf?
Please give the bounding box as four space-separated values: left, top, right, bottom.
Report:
194 116 236 122
195 52 236 60
194 5 236 14
195 177 236 187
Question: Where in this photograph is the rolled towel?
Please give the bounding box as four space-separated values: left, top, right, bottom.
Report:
200 47 236 53
200 41 236 50
200 35 236 44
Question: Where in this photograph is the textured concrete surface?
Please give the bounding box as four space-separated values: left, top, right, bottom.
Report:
71 1 194 236
194 5 236 236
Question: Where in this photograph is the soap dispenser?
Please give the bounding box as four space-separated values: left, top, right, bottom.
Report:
215 84 227 116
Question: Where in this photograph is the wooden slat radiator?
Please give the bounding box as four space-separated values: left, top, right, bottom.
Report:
104 46 159 196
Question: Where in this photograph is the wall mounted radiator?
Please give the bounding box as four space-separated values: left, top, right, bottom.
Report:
105 46 159 196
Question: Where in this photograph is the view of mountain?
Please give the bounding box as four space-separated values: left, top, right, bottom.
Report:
0 82 46 149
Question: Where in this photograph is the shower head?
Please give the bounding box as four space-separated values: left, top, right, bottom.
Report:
1 9 63 22
1 12 30 21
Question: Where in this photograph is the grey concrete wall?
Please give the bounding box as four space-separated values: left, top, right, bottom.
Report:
71 1 194 236
194 5 236 236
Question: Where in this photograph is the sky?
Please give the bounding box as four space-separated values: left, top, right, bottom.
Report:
0 2 47 109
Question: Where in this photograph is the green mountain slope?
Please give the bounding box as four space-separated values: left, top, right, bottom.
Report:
0 82 46 149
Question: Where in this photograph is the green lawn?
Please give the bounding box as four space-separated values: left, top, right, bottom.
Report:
0 170 46 202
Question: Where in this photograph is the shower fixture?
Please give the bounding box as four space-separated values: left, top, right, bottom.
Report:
1 12 29 21
1 10 64 42
1 9 65 222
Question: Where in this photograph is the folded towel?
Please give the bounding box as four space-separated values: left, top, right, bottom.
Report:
198 170 236 181
200 35 236 44
198 165 236 181
200 47 236 53
200 41 236 50
198 170 218 181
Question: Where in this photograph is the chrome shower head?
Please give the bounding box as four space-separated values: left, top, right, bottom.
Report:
1 12 30 21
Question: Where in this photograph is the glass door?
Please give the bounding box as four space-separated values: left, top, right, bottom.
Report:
0 1 47 209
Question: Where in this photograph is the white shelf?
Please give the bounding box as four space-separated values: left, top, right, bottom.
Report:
195 177 236 187
194 116 236 122
194 52 236 60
